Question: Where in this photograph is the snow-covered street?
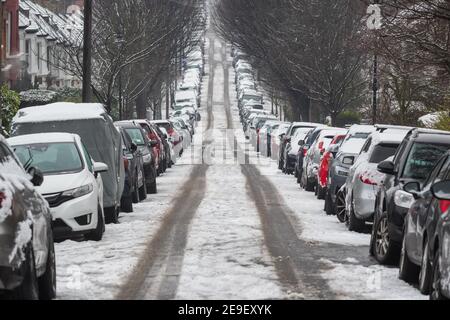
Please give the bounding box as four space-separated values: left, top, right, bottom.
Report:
54 28 426 301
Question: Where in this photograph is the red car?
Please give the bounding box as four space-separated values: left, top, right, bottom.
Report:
135 120 166 175
317 134 346 199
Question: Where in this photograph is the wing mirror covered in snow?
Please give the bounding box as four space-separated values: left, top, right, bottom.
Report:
130 143 138 153
28 167 44 187
93 162 109 174
298 140 305 146
342 156 355 166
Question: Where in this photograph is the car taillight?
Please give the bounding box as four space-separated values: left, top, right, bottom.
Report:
168 127 175 136
0 192 5 208
303 147 308 157
124 158 129 171
318 141 324 151
359 175 377 186
439 200 450 213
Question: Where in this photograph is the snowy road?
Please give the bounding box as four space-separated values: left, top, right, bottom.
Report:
55 27 426 300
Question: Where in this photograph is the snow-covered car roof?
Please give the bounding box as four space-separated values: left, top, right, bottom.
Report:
13 103 107 124
292 122 325 128
175 90 197 100
347 124 376 135
7 132 79 146
370 131 409 145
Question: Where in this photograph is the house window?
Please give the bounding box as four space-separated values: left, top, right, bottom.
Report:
47 46 52 70
25 40 31 67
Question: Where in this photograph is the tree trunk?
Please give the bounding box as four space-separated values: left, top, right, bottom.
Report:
135 92 147 119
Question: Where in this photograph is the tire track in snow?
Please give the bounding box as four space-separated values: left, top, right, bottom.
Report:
115 30 218 301
220 42 337 299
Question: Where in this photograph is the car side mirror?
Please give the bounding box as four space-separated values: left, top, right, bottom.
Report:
431 180 450 201
130 142 138 153
298 140 305 146
342 156 355 166
93 162 109 174
28 167 44 187
377 160 396 175
404 181 422 199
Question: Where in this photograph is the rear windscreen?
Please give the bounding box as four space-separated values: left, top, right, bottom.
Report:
369 144 399 164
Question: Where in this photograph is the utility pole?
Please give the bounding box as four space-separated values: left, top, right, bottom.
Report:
82 0 93 102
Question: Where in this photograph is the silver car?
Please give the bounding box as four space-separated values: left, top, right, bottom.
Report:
344 130 409 232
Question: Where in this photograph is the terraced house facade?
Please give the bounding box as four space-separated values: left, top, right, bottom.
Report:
0 0 83 90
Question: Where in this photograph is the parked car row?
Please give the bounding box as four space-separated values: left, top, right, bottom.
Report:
243 95 450 300
0 29 207 300
286 124 450 299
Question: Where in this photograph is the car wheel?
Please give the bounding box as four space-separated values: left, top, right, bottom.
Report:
430 252 448 300
105 206 120 224
399 229 420 283
38 235 57 300
139 178 147 201
419 239 432 295
11 244 39 300
147 179 157 194
335 189 347 223
120 195 133 213
86 205 105 241
305 177 315 192
132 175 140 204
347 201 365 232
325 190 335 215
317 185 326 200
373 210 400 265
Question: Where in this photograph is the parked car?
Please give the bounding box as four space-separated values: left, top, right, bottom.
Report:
11 103 125 224
259 121 280 158
250 115 278 152
115 121 158 195
294 125 329 182
316 134 347 199
370 129 450 265
0 136 56 300
324 125 375 218
271 123 291 161
117 127 146 213
9 133 108 242
343 130 408 232
399 152 450 298
135 119 168 175
301 128 347 191
284 128 315 175
279 122 323 172
152 120 183 161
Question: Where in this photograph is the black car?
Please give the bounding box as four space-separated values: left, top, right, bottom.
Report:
115 122 158 194
117 127 146 213
151 123 173 169
399 151 450 298
0 137 56 300
371 129 450 265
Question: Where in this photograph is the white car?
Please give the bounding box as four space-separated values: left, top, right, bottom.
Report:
175 90 199 109
8 133 108 241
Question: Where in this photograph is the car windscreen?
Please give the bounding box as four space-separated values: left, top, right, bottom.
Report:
125 128 146 146
369 143 399 164
402 142 449 180
13 142 83 175
243 95 262 102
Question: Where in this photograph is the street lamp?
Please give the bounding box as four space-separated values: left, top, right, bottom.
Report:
367 0 383 125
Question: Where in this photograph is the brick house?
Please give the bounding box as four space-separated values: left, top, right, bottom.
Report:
1 0 21 88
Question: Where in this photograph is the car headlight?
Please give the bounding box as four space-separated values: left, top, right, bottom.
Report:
394 190 415 209
62 184 93 199
143 153 152 163
335 166 349 177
